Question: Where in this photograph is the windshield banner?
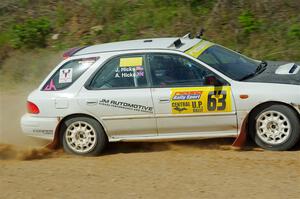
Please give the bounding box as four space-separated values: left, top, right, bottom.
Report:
185 40 214 58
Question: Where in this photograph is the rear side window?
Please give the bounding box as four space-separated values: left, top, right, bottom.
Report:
89 55 148 89
42 57 98 91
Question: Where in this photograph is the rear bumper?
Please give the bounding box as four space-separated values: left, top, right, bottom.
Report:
20 114 58 140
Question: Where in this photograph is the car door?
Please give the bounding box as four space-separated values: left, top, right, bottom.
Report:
78 54 157 139
147 53 237 137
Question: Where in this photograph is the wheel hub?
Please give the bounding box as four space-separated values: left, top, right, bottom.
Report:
65 121 97 153
256 111 291 145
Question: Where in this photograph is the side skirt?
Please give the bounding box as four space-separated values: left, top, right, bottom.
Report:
109 131 237 142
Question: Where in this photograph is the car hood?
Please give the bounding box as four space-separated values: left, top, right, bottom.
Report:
245 61 300 85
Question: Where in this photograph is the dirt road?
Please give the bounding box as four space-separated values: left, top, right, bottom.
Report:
1 91 300 199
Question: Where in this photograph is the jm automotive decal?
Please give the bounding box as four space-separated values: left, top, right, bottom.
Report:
171 86 232 114
99 99 153 113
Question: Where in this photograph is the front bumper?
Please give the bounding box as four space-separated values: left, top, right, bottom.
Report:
20 114 58 140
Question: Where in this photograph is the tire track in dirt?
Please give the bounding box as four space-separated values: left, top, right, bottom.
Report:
1 91 300 199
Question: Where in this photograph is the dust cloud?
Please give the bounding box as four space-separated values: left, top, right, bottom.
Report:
0 89 53 160
0 143 59 160
0 89 48 146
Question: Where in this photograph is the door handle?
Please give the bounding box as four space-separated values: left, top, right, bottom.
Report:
86 99 98 105
159 98 170 103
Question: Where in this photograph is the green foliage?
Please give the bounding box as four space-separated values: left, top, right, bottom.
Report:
0 31 10 46
0 31 11 67
238 10 261 34
1 0 300 89
56 3 68 28
19 0 29 8
11 18 52 48
287 24 300 39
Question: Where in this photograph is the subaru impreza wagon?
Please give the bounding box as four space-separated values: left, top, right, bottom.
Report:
21 34 300 155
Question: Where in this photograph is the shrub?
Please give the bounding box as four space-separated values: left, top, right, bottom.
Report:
287 24 300 39
56 3 68 27
238 10 261 34
11 18 52 48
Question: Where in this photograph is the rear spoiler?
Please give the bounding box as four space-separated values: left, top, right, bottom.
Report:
63 46 87 59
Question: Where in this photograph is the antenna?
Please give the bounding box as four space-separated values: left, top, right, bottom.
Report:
196 28 205 39
182 33 192 39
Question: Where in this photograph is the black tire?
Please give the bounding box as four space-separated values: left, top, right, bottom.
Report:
249 104 300 151
61 116 107 156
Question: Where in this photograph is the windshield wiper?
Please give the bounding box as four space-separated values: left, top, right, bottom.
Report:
256 60 268 73
239 61 268 81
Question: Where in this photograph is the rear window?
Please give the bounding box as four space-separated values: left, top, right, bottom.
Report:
42 57 98 91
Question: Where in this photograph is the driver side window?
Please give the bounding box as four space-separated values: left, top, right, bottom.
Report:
148 53 227 87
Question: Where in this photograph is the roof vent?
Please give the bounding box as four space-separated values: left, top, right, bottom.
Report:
275 63 300 75
173 39 183 48
289 64 298 74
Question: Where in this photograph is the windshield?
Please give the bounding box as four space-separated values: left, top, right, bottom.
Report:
196 45 259 80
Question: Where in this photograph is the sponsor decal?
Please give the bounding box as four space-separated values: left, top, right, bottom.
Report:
171 86 232 114
33 129 53 135
59 68 73 83
44 79 56 91
98 99 153 113
115 65 144 78
172 91 202 100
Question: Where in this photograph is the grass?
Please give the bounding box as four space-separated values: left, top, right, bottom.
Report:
0 0 299 89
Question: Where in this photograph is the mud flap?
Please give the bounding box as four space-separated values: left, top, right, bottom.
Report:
232 115 248 148
45 118 62 150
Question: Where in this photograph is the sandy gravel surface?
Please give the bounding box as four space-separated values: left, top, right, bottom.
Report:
1 91 300 199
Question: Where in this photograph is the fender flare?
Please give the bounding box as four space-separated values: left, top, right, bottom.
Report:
232 101 300 148
45 114 108 149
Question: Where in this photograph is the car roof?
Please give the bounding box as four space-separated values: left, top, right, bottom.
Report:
74 37 201 56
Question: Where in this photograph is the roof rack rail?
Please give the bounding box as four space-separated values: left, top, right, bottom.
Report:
182 33 192 39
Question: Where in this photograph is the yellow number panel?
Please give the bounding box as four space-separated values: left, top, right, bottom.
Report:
170 86 232 114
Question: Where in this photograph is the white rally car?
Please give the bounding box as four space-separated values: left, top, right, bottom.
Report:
21 34 300 155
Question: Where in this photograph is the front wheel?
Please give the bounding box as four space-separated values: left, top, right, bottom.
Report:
62 117 107 156
249 104 300 151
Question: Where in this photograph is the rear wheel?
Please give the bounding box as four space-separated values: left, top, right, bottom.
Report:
62 117 107 156
249 104 300 151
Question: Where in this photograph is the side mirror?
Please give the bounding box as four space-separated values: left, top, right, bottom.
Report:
204 75 223 86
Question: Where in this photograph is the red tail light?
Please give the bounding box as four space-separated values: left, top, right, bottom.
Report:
27 101 40 114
